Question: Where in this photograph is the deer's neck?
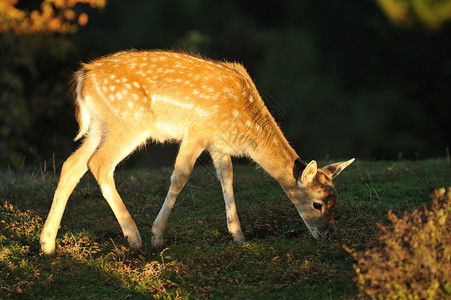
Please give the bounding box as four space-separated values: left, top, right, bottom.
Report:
247 117 301 196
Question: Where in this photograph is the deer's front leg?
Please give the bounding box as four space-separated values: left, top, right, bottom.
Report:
210 151 245 243
151 139 204 249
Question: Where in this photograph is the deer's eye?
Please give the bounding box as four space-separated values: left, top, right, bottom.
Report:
313 202 322 210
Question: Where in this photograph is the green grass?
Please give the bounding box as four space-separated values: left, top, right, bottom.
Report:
0 159 450 299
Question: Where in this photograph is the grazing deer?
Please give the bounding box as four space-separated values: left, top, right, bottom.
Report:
40 50 354 255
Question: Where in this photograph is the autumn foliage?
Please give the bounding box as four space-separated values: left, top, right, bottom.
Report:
345 187 451 299
0 0 106 34
376 0 451 29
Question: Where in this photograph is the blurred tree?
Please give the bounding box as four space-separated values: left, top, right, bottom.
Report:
0 0 106 168
377 0 451 29
0 0 106 33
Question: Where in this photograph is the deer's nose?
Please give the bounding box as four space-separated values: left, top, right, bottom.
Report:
324 226 335 238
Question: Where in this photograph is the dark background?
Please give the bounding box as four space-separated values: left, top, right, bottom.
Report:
1 0 450 169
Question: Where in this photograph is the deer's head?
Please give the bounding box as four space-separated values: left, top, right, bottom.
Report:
292 158 355 239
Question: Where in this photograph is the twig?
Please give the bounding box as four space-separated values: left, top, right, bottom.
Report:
362 170 380 202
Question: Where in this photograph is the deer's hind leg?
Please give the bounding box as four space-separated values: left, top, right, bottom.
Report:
209 151 244 243
40 128 102 255
87 126 149 250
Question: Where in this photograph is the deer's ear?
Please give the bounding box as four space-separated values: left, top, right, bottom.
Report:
293 158 306 181
322 158 355 179
298 160 317 186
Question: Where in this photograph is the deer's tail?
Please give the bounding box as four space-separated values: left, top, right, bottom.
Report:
73 70 91 142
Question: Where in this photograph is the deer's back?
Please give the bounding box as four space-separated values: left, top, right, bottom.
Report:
79 50 272 153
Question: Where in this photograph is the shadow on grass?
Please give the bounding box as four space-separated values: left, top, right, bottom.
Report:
0 197 181 299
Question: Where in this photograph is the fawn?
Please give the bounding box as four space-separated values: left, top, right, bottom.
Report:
40 50 354 255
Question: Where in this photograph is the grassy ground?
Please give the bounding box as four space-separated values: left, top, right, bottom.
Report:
0 158 450 299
